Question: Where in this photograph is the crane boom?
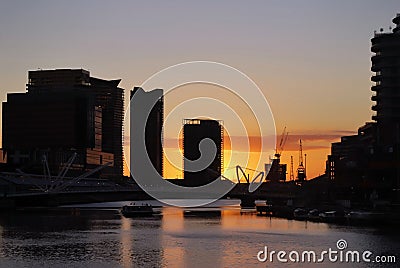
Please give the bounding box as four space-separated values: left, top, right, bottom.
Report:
275 127 288 157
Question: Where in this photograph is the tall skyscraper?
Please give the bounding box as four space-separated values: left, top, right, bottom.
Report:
183 119 223 186
2 69 124 178
371 13 400 146
130 87 164 176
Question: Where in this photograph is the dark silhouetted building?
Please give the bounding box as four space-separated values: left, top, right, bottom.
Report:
265 159 287 182
2 69 124 178
327 123 376 183
327 14 400 202
183 119 223 186
371 14 400 146
130 87 163 176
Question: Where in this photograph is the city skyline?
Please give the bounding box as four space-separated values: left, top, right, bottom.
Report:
1 1 400 179
0 4 399 267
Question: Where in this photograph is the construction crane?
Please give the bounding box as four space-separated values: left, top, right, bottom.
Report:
266 127 289 182
275 127 289 159
296 139 306 181
289 155 295 181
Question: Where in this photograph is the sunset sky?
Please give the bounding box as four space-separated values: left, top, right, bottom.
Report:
0 1 399 180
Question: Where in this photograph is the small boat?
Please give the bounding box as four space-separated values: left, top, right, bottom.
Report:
293 208 308 220
307 209 320 221
345 211 385 224
121 203 154 217
318 210 345 223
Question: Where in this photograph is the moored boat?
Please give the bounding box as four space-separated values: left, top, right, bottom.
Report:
293 208 308 220
121 203 154 217
345 211 385 224
318 210 345 223
307 209 320 221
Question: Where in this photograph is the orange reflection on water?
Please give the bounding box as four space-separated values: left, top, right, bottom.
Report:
117 206 336 267
119 216 132 268
161 207 184 232
222 209 331 232
161 207 185 267
219 208 332 266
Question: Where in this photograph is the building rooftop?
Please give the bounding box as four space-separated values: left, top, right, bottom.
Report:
183 118 223 125
27 68 121 88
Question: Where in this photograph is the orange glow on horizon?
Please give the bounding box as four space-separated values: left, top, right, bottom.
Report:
124 133 335 181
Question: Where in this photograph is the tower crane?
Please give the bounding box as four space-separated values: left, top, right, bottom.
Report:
290 155 295 181
297 139 306 181
275 127 289 159
265 127 289 182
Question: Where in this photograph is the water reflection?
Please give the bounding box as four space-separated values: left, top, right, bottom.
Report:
118 213 163 267
0 205 398 267
161 208 184 268
182 209 223 268
0 209 122 266
0 224 3 258
119 217 132 268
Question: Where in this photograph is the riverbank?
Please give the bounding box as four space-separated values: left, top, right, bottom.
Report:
256 203 400 227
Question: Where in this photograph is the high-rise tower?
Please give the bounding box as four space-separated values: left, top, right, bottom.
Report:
130 87 164 177
327 14 400 192
371 14 400 146
183 119 223 187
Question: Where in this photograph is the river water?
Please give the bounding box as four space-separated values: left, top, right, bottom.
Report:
0 200 398 268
